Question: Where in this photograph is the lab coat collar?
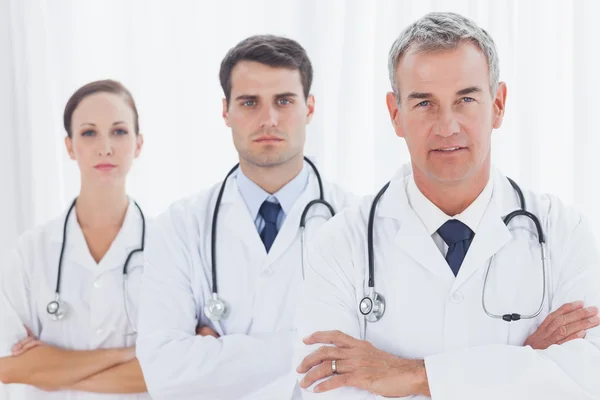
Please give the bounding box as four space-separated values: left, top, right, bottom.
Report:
377 165 518 283
219 164 325 269
50 198 144 274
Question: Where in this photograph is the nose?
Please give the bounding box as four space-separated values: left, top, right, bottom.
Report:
97 136 113 156
259 105 279 128
432 108 460 138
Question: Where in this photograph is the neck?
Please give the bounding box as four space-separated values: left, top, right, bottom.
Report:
76 182 129 229
413 165 490 216
239 154 304 194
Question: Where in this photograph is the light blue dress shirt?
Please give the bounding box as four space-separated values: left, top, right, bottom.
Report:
236 162 309 232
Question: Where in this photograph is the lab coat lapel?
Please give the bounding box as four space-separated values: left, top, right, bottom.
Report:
380 180 454 280
97 199 144 273
451 170 518 291
50 199 144 273
221 177 267 260
50 206 95 269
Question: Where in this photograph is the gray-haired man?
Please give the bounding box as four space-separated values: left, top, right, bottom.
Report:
294 11 600 399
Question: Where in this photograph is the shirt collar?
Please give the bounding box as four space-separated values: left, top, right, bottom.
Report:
406 174 494 235
235 162 309 220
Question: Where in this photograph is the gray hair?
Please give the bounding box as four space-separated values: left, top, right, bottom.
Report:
388 12 499 101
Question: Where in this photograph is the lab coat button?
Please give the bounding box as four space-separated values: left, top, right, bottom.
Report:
96 328 103 335
93 279 102 288
450 291 463 304
262 268 273 276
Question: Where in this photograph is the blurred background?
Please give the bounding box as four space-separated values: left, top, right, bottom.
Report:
2 0 600 260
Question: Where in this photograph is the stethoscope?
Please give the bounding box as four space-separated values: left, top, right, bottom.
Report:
204 156 335 322
359 177 547 323
47 198 146 334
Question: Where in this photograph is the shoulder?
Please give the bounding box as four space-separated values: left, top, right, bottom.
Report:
154 182 222 231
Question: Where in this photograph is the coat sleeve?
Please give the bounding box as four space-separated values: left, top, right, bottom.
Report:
424 213 600 400
0 238 38 358
135 203 296 400
294 208 388 400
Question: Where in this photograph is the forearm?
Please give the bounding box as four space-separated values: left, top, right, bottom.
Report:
138 330 294 399
67 359 147 394
424 340 600 400
0 345 132 387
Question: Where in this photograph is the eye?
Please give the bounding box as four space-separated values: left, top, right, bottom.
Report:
242 100 256 107
114 128 128 135
277 98 292 105
416 100 431 108
81 130 95 137
461 97 475 103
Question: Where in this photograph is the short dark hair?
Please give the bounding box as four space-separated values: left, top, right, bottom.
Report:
219 35 313 105
63 79 140 137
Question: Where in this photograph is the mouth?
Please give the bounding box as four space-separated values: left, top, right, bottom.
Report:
254 136 284 143
94 164 117 171
431 146 466 153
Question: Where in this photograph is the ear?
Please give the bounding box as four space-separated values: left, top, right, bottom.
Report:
134 133 144 158
386 91 405 138
305 94 315 124
492 82 507 129
222 98 231 127
64 136 76 160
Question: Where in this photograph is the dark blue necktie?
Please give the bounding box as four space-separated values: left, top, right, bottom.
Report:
259 200 281 252
437 220 474 276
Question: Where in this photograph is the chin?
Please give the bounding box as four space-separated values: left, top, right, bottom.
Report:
427 165 475 184
246 150 296 168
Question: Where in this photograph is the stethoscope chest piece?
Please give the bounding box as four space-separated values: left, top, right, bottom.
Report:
204 293 229 321
47 295 67 321
359 290 386 323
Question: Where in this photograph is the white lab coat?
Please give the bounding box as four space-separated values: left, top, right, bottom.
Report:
135 167 356 400
0 199 151 400
294 166 600 400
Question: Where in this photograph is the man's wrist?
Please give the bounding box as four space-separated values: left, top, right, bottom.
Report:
411 359 431 396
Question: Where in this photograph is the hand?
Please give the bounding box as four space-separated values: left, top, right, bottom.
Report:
524 301 599 349
196 326 220 338
297 330 430 397
12 326 44 356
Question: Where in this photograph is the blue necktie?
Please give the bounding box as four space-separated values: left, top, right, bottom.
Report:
437 220 474 276
259 201 281 252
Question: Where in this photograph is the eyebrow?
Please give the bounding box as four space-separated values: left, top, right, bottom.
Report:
456 86 482 96
79 121 126 127
234 92 299 101
406 86 483 101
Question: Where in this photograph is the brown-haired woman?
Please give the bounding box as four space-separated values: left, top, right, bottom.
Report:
0 79 150 399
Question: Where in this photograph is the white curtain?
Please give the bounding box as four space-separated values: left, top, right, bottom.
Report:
3 0 600 256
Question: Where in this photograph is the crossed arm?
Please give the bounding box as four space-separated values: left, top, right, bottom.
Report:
0 328 147 394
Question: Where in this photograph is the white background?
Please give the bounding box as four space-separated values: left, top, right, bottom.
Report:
2 0 600 259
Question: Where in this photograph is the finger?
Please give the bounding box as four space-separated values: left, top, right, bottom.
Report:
537 301 584 334
13 339 43 356
301 358 353 389
548 307 599 341
303 330 355 348
12 337 36 353
557 306 598 330
314 373 353 393
199 327 220 338
297 346 347 374
557 330 586 345
300 360 337 388
562 315 600 339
